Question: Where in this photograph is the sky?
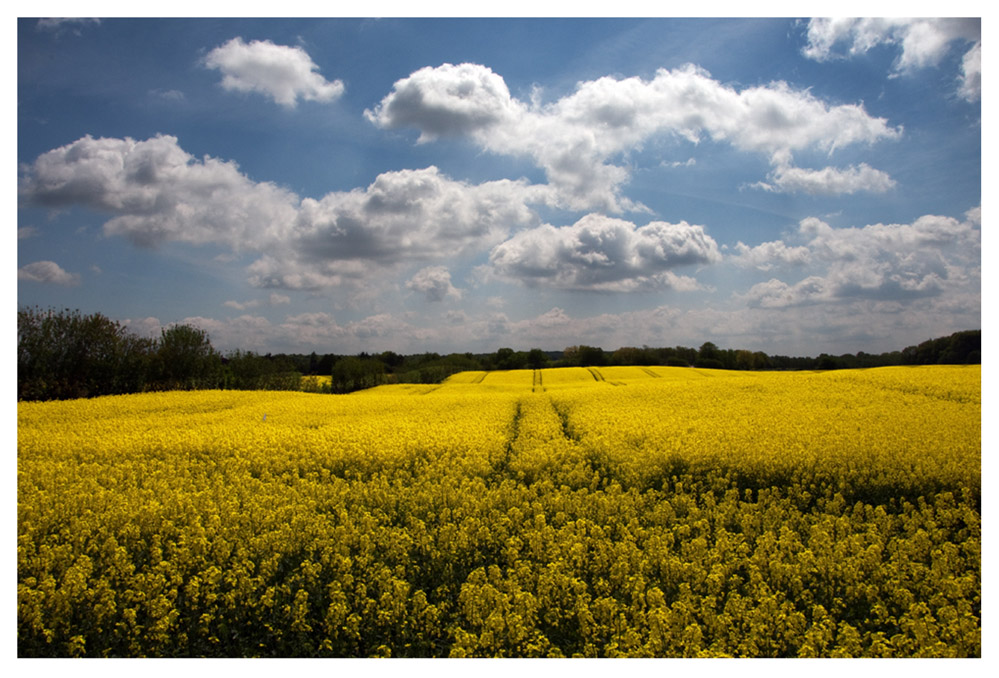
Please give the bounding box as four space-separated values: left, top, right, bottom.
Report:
16 13 984 357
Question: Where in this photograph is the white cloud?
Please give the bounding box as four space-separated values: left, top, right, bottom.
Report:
732 240 812 270
802 18 981 101
364 62 522 141
203 37 344 108
137 262 978 356
295 167 541 263
36 18 100 34
223 292 292 310
121 316 163 339
369 62 902 212
18 260 81 285
19 134 300 248
18 135 545 292
247 166 543 290
800 213 979 260
735 209 980 308
129 310 413 354
801 18 978 68
18 226 38 239
174 314 274 352
245 255 370 292
753 154 896 195
276 312 347 349
739 276 830 308
495 305 688 351
406 266 462 302
347 313 418 340
488 213 721 291
958 41 981 102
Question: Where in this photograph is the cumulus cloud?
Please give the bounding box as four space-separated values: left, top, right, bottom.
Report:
247 166 543 290
735 209 980 308
753 153 896 195
488 213 721 291
739 276 830 308
365 62 522 141
203 37 344 107
18 260 81 285
406 266 462 301
802 18 981 101
18 134 300 248
369 62 902 210
293 167 541 264
18 135 544 291
732 240 812 271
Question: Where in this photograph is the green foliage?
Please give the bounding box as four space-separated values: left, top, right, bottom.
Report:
562 345 607 367
393 353 482 384
331 356 386 393
156 324 223 390
17 306 155 400
901 330 980 365
527 348 549 370
222 351 302 391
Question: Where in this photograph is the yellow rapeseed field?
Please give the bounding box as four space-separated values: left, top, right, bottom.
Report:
17 365 980 657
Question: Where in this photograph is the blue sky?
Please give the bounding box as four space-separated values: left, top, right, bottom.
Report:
16 14 983 356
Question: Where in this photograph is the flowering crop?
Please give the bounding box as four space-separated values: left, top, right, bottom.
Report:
18 366 980 657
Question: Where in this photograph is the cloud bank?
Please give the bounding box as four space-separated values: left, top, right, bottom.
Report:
735 209 980 308
18 134 546 291
368 62 902 210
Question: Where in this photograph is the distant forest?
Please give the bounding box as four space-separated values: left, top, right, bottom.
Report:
17 306 981 400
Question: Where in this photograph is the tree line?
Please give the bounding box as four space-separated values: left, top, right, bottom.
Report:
17 306 980 400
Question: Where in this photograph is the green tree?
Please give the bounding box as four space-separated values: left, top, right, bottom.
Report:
577 345 607 367
527 348 549 370
493 348 527 370
156 324 222 390
694 342 725 369
17 306 156 400
223 350 302 390
331 356 385 393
